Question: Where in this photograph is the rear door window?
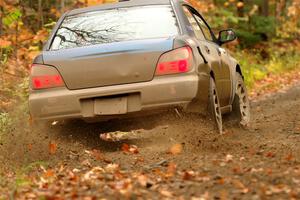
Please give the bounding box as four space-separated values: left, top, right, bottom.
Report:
193 14 213 41
182 6 204 40
50 5 179 50
182 6 214 41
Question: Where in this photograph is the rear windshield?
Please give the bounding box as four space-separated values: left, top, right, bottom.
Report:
50 5 179 50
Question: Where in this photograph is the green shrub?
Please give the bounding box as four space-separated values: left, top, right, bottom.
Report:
249 15 276 38
236 30 263 48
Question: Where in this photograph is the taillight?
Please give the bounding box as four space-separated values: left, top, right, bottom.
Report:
155 46 193 76
30 64 65 90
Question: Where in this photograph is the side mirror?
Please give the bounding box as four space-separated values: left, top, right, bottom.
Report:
218 29 237 45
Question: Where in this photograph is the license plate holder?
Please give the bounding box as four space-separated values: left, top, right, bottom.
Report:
94 97 127 115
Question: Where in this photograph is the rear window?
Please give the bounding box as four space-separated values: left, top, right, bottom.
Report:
50 5 179 50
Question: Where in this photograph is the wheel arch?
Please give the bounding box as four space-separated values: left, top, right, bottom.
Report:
236 64 244 79
210 70 215 81
230 64 246 104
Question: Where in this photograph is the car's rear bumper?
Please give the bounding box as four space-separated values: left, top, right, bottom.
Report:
29 75 199 121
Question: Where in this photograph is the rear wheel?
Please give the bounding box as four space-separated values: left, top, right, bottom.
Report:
208 77 223 134
231 72 250 127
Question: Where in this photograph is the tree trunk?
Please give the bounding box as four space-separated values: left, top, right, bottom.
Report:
0 6 3 36
15 19 18 60
61 0 65 13
276 0 286 19
38 0 44 29
237 0 244 17
261 0 269 17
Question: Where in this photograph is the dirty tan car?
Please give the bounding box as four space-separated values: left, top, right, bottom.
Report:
29 0 250 133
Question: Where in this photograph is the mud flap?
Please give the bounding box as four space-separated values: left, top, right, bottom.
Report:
185 70 210 115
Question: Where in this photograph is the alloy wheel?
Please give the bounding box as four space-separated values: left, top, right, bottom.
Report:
236 83 250 126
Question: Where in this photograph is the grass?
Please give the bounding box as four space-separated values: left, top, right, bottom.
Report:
233 42 300 90
0 113 12 142
0 77 29 144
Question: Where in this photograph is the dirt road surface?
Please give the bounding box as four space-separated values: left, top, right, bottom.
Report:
0 82 300 199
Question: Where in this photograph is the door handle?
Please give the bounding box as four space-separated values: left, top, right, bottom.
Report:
204 45 210 54
197 46 208 64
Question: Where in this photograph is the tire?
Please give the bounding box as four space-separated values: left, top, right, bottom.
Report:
231 72 250 127
208 77 223 134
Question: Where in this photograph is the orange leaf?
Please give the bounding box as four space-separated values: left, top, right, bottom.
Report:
182 170 194 180
160 190 173 197
87 0 104 6
121 143 139 154
266 152 275 158
285 153 294 161
137 174 148 187
0 38 12 48
121 143 130 152
27 143 33 151
49 142 57 154
217 177 225 185
237 2 244 8
166 162 177 177
129 145 139 154
168 143 182 155
92 149 102 160
44 169 54 178
265 168 273 176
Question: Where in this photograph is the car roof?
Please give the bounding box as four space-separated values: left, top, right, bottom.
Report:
67 0 182 16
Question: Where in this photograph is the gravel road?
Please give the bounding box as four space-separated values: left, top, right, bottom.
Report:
1 82 300 199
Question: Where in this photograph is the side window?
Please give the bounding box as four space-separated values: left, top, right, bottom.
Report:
182 6 205 40
193 14 213 41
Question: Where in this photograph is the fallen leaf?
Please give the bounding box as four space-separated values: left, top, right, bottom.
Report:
219 189 228 200
49 142 57 155
44 169 54 178
232 179 249 194
160 189 173 197
266 152 275 158
225 154 233 162
92 149 102 160
168 143 183 155
217 177 225 185
166 162 177 177
134 157 144 164
232 165 243 175
182 170 195 180
81 159 91 168
27 143 33 151
121 143 139 154
121 143 130 153
129 145 139 154
105 163 119 173
0 38 12 48
137 174 148 187
265 168 273 176
285 153 294 161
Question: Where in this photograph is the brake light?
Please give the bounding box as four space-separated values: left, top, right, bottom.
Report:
31 64 65 90
32 75 64 89
155 46 193 76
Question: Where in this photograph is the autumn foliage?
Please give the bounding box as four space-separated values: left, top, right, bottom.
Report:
0 0 299 77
